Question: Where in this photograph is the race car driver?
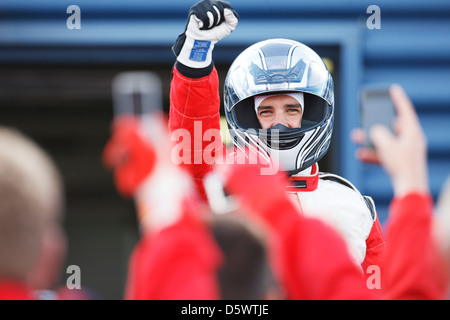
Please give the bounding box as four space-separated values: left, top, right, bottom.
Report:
169 0 385 273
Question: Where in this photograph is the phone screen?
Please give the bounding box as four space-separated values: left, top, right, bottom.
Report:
360 86 396 149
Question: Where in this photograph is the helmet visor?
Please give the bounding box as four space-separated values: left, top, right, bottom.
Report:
225 39 334 114
229 91 330 134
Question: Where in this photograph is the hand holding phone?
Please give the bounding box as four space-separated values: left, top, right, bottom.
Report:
355 84 428 196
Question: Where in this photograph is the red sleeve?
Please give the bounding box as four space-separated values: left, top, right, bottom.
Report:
261 199 377 300
382 192 447 300
225 163 378 300
169 66 225 200
124 213 222 300
361 215 386 276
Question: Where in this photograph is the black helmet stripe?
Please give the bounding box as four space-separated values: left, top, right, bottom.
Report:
297 127 320 168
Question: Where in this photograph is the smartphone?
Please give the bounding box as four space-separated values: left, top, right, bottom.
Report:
111 71 163 118
359 84 397 149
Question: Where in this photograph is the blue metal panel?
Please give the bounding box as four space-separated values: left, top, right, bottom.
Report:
338 37 364 186
364 22 450 63
363 67 450 109
2 0 450 16
421 115 450 154
0 20 183 46
364 159 450 197
0 19 358 64
0 19 357 47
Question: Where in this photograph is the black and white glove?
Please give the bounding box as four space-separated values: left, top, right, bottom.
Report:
172 0 239 71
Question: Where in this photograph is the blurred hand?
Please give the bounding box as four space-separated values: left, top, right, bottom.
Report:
351 84 428 197
102 116 157 198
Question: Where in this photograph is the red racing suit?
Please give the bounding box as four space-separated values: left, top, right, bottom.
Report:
168 65 385 274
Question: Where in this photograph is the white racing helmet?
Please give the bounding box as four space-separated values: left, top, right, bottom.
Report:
224 38 334 175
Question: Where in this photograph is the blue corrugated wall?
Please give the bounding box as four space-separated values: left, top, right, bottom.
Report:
1 0 449 224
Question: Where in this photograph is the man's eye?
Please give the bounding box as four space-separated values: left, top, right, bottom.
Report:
259 110 272 116
288 108 300 113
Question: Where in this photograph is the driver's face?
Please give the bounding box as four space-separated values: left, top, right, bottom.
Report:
256 95 303 130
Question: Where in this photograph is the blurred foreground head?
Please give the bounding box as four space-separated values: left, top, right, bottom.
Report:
210 212 280 300
0 127 66 289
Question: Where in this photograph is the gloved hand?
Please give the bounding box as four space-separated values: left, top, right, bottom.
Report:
102 116 157 198
172 0 239 69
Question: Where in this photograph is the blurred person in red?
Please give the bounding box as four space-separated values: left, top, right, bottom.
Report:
104 113 223 299
0 127 67 300
169 0 385 274
352 84 448 299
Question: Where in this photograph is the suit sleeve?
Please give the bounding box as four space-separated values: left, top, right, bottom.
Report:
382 192 448 299
260 198 377 300
169 65 225 200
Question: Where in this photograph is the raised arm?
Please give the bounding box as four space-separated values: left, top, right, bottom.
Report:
169 0 238 199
